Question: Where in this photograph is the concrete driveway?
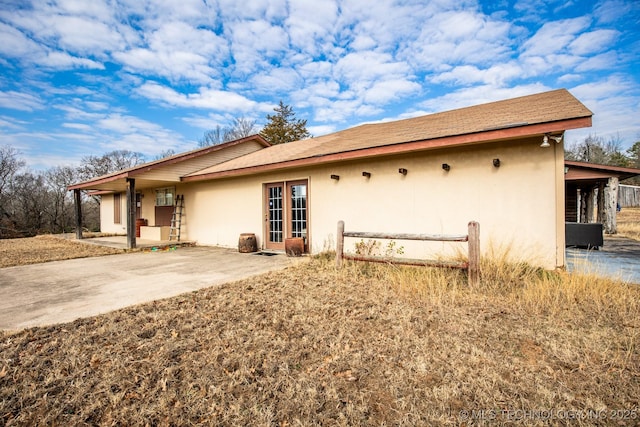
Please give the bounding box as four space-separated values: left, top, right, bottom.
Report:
566 236 640 284
0 247 296 330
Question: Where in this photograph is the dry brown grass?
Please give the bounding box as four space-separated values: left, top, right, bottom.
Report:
1 254 639 426
618 207 640 241
0 235 123 268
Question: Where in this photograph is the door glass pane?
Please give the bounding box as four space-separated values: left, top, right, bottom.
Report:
268 186 283 243
290 184 307 238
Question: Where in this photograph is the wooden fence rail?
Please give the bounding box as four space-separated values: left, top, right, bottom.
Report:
336 220 480 286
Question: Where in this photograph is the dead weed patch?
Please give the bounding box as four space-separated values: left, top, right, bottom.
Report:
618 207 640 241
0 235 123 268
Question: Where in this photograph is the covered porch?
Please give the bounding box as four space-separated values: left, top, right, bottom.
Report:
564 161 640 247
66 135 272 249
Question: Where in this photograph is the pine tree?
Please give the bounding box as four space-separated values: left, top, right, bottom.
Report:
260 101 311 145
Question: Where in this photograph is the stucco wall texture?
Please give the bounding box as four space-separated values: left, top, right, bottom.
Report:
124 136 564 269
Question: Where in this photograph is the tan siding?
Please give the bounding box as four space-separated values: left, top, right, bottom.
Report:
100 194 127 234
138 141 265 181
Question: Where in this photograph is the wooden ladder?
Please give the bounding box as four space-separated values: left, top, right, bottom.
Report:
169 195 184 241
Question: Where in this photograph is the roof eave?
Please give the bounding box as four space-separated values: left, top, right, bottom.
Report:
67 134 270 191
182 116 592 183
564 160 640 181
67 171 130 191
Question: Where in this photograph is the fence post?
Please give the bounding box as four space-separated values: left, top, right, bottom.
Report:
336 220 345 268
468 221 480 286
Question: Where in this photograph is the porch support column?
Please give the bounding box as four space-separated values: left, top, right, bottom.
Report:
596 181 606 224
580 187 595 223
74 189 83 240
126 178 136 249
603 177 619 234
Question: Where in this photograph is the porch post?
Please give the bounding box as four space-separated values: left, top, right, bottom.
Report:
584 187 595 223
126 178 136 249
74 189 83 239
603 177 619 234
596 182 606 224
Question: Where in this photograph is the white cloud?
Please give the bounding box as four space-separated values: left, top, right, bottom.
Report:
286 0 338 56
569 29 619 55
136 81 270 113
227 19 290 75
575 51 619 72
402 9 513 69
0 115 28 130
0 90 45 111
520 17 591 57
335 51 410 86
62 123 93 130
363 79 421 104
307 124 335 137
54 0 114 18
558 73 583 83
0 22 45 58
182 113 234 130
5 9 127 55
40 51 104 69
432 63 522 86
249 67 302 93
217 0 287 21
568 76 640 147
54 105 103 121
113 21 228 84
594 0 638 24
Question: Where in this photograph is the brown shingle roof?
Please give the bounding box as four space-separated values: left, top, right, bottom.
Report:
184 89 592 181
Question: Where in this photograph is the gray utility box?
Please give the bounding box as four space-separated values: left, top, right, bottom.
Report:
565 222 603 249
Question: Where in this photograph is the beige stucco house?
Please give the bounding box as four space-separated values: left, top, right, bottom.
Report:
69 89 593 269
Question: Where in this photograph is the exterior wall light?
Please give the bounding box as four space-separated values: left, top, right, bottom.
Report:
362 171 371 178
330 174 340 180
398 168 408 175
541 133 563 147
442 163 450 171
493 158 501 167
541 135 550 148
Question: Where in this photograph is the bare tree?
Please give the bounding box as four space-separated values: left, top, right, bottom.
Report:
565 134 630 166
8 172 48 236
78 150 145 181
154 149 176 160
198 117 259 147
43 166 78 233
0 145 25 202
226 117 258 140
0 145 26 236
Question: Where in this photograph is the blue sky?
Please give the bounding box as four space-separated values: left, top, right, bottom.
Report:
0 0 638 170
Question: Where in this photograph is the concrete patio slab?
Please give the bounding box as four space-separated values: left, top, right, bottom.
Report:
0 246 300 330
566 236 640 284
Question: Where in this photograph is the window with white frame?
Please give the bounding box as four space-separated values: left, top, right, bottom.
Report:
155 187 175 206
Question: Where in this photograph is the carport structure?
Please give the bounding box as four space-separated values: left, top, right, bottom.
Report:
565 161 640 234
